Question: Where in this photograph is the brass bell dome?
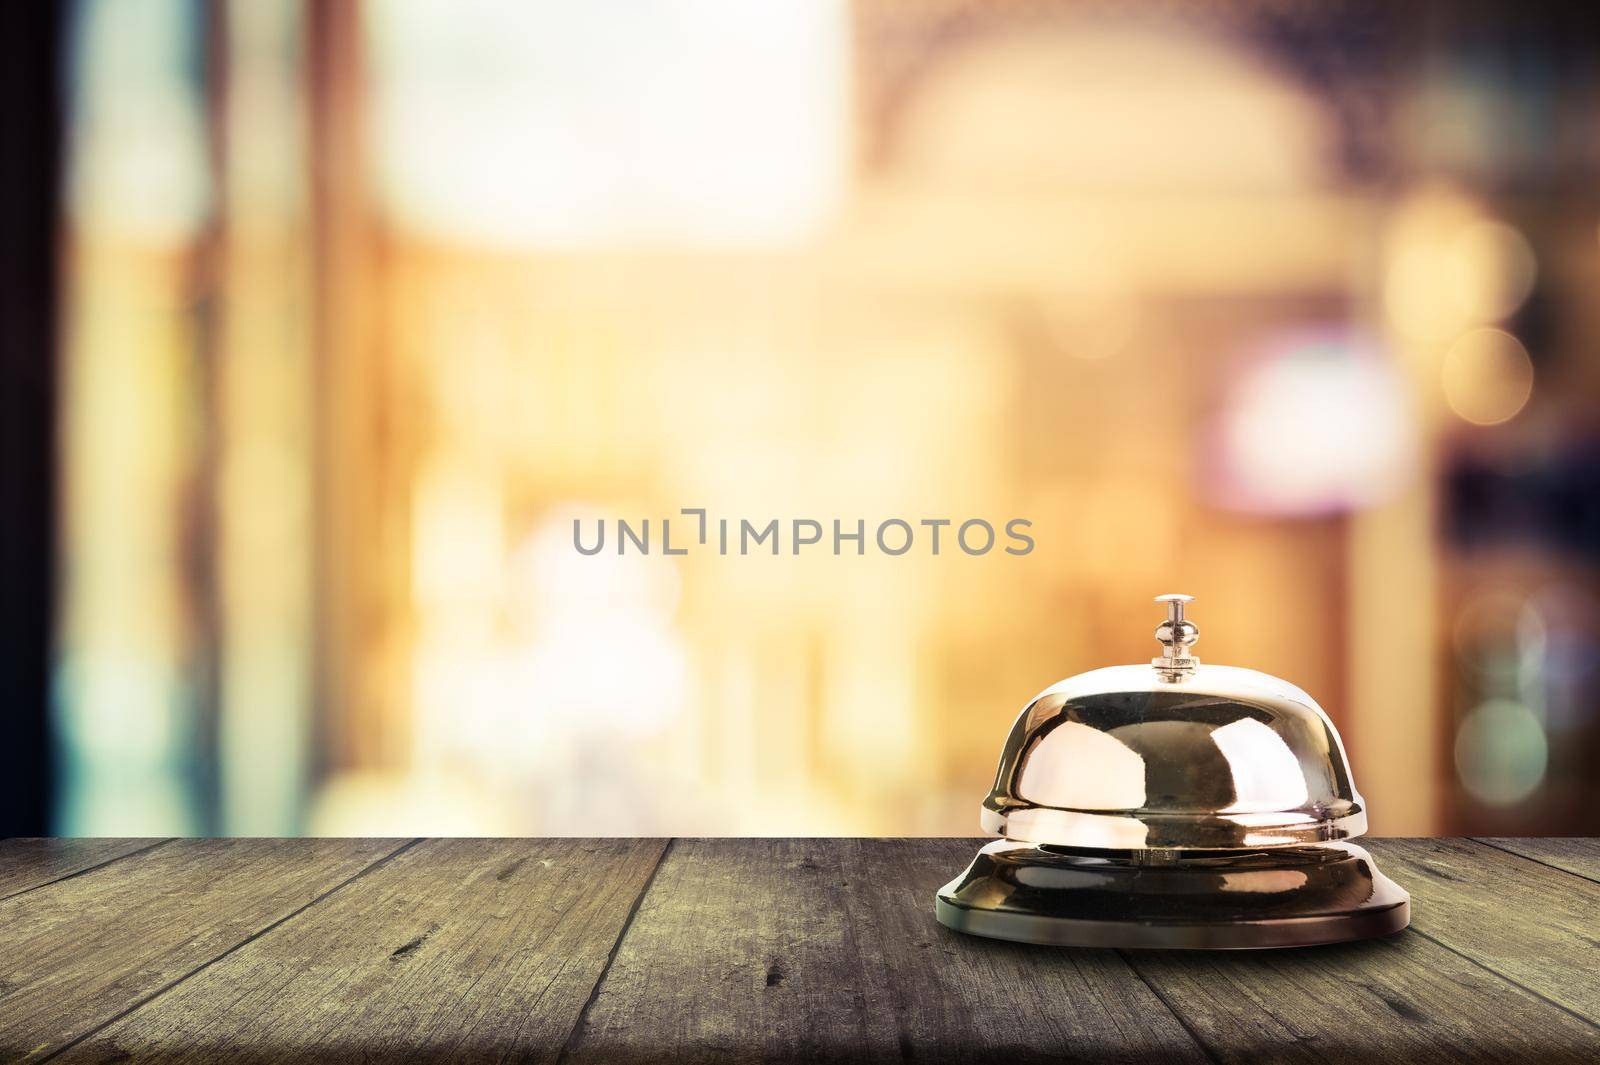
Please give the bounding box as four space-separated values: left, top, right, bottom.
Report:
981 594 1366 851
936 594 1410 950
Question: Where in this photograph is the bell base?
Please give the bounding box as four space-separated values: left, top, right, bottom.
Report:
936 840 1410 950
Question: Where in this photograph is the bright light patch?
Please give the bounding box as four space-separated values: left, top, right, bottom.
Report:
1384 193 1533 342
509 509 688 739
367 0 847 247
68 0 211 241
1209 331 1417 515
1212 717 1309 814
1447 220 1536 323
1016 721 1146 810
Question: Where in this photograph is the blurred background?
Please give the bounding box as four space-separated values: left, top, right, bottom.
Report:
4 0 1599 838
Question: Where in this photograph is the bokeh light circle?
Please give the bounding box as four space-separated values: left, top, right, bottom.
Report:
1440 328 1533 425
1454 699 1547 806
1448 221 1536 323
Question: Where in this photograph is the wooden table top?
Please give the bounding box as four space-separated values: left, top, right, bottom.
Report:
1 837 1596 1063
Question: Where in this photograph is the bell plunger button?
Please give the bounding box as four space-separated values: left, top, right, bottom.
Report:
1152 593 1200 675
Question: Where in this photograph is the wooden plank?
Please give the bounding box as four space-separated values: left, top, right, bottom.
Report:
1476 838 1600 883
0 838 167 899
1368 838 1600 1022
1125 930 1599 1064
1116 839 1600 1063
561 837 1212 1064
0 838 406 1062
56 838 668 1064
8 837 1599 1062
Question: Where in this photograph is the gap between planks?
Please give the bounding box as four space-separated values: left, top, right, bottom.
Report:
1115 948 1226 1065
13 837 1595 1062
553 837 676 1065
35 838 423 1064
0 839 174 904
1470 838 1600 887
1405 925 1600 1035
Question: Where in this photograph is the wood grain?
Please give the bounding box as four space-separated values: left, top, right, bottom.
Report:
1476 837 1600 883
56 838 668 1065
2 838 1596 1063
1124 928 1599 1064
0 838 406 1062
1119 838 1600 1063
1369 838 1600 1022
0 838 166 900
560 837 1212 1065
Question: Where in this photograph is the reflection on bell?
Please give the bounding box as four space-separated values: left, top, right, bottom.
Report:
936 594 1410 949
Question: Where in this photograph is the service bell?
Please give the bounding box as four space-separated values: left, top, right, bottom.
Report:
936 594 1410 949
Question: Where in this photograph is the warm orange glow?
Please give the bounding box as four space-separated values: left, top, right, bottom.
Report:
1447 221 1536 323
56 0 1599 840
1441 328 1534 426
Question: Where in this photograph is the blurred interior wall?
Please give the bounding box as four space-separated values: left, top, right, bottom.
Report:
46 0 1600 839
0 3 63 837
